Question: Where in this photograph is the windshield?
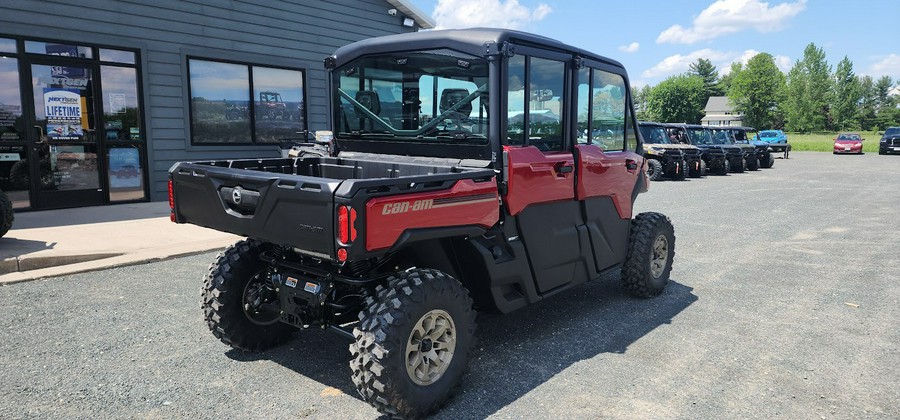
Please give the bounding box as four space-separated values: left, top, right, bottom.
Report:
837 133 860 141
332 50 489 144
760 131 778 138
709 129 733 145
686 128 712 145
639 126 671 144
885 128 900 136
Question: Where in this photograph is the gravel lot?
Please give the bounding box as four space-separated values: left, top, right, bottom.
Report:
1 152 898 419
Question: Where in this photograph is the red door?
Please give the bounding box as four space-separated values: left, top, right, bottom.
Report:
574 145 644 219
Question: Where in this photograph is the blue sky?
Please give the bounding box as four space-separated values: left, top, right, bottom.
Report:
407 0 900 88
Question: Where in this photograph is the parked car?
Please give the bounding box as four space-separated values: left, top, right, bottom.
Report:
879 126 900 155
833 132 864 154
755 129 790 158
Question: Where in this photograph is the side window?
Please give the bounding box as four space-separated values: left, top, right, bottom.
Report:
528 57 565 151
507 56 526 145
591 70 625 151
576 68 590 144
625 106 637 151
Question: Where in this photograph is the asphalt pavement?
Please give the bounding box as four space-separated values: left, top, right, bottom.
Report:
0 152 898 418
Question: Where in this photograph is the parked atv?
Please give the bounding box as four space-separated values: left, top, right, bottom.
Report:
670 124 743 175
638 121 705 179
710 127 759 171
0 189 13 237
731 126 774 168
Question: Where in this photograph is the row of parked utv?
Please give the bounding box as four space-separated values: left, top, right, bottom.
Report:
638 122 791 181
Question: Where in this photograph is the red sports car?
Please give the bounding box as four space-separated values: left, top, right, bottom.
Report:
833 132 864 154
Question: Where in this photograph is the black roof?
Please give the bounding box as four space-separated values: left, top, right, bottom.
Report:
330 28 625 69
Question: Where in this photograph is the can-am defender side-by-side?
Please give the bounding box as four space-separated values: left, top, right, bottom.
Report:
670 124 743 175
638 121 704 179
710 127 759 171
169 29 676 419
730 126 775 168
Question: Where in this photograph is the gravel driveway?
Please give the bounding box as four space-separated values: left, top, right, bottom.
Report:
1 152 898 419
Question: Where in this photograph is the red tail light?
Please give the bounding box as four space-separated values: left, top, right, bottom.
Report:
168 179 174 209
350 208 357 241
337 205 349 243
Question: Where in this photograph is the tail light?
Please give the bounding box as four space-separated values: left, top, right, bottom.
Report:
168 179 176 222
350 208 357 241
337 205 349 243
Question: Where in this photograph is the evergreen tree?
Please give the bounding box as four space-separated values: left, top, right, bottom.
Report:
831 56 861 130
728 53 786 129
857 76 877 131
689 58 724 99
873 76 894 110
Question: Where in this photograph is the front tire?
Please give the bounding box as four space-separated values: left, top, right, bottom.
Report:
760 154 775 168
351 268 476 418
746 156 759 171
202 239 295 351
621 212 675 298
646 159 663 181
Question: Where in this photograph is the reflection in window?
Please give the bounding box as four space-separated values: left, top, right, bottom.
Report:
0 57 23 141
625 106 637 151
107 146 146 202
0 38 15 53
99 48 135 64
25 41 93 58
0 144 31 208
591 70 626 151
101 66 142 141
189 59 251 144
252 66 305 143
527 57 565 151
576 68 590 144
506 55 525 145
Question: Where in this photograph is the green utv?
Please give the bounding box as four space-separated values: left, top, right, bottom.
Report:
638 121 705 179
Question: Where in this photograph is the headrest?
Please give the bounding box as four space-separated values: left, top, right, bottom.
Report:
439 88 472 116
354 91 381 115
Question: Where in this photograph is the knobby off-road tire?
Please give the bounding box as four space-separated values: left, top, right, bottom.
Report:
0 189 13 238
746 156 760 171
202 239 295 351
760 154 775 168
350 268 476 418
715 159 729 175
622 212 676 298
646 159 663 181
731 157 746 173
670 160 687 181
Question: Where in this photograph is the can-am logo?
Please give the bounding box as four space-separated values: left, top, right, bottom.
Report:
382 199 433 215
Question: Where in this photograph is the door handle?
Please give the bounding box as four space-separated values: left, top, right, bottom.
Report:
626 159 638 173
555 164 574 174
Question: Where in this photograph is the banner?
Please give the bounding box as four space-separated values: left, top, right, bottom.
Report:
43 88 84 140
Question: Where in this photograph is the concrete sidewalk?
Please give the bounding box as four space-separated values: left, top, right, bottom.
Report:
0 202 240 284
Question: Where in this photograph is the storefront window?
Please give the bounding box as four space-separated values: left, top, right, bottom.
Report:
25 41 93 58
0 57 23 141
189 59 251 144
101 66 142 141
99 48 135 64
0 144 30 208
252 66 305 143
189 58 306 144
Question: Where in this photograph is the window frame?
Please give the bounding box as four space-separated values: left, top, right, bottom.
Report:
187 56 308 146
503 45 571 151
574 60 637 153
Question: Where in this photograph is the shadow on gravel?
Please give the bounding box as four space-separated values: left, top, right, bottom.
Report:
225 277 697 416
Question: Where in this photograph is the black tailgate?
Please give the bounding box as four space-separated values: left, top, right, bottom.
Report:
170 162 340 259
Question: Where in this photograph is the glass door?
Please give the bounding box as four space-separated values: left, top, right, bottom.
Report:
27 62 104 209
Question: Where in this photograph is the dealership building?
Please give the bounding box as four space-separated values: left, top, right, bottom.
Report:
0 0 432 211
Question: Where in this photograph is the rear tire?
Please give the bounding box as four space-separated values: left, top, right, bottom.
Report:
351 268 476 418
202 239 295 351
622 212 675 298
0 189 13 238
760 154 775 168
647 159 663 181
746 156 759 171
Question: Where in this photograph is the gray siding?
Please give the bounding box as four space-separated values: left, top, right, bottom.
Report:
0 0 416 201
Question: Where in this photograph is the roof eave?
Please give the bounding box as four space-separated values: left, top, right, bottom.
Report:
385 0 436 29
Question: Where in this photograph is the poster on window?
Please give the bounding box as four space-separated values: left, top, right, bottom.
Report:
108 147 141 189
43 88 85 140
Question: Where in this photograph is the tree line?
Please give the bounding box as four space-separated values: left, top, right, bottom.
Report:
632 43 900 131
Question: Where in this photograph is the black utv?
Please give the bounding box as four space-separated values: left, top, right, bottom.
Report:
638 121 684 180
710 127 759 171
669 124 743 175
731 126 774 168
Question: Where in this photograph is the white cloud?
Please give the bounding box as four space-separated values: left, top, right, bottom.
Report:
866 54 900 80
657 0 807 44
643 49 791 81
618 42 640 53
432 0 552 30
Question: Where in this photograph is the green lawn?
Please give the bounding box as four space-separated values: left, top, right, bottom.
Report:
784 132 881 152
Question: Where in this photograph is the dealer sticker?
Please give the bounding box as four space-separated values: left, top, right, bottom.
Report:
304 282 320 293
285 277 299 288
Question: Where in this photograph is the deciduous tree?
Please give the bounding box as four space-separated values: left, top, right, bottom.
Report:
646 74 706 124
728 53 786 129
